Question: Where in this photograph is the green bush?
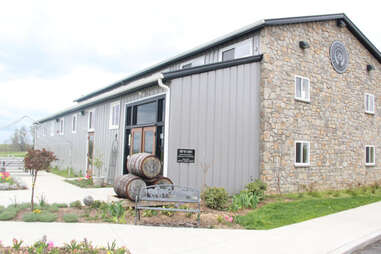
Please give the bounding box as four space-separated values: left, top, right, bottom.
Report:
53 203 68 208
63 213 79 223
47 205 59 212
230 190 259 211
22 212 57 222
0 208 18 220
70 200 82 208
202 187 229 210
90 200 103 209
22 212 40 222
245 179 267 200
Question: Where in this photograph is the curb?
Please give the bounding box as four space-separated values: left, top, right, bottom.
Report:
328 229 381 254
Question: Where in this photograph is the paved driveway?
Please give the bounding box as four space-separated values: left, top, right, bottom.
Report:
0 171 114 206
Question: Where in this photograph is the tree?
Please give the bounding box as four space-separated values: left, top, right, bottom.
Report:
24 149 57 210
10 126 31 151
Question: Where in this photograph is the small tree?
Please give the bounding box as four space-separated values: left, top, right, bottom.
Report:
24 149 57 210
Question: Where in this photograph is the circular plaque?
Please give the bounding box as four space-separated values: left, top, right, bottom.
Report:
330 41 349 73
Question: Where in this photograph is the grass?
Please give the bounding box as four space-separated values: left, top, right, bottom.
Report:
22 212 57 222
63 213 79 222
65 179 112 188
236 186 381 230
0 151 26 157
49 167 81 178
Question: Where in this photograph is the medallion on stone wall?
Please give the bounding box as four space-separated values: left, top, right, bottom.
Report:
330 41 349 74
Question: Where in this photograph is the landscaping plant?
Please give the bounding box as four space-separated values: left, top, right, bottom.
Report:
201 187 229 210
230 190 259 211
63 213 79 223
245 179 267 201
24 149 57 210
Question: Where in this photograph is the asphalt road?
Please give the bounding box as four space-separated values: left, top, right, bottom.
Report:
353 240 381 254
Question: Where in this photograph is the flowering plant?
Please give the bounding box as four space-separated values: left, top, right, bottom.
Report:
0 172 14 184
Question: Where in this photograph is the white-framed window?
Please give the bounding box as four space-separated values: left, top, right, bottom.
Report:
42 125 47 137
365 145 375 166
364 93 375 114
295 75 310 102
50 121 54 136
295 141 310 167
219 38 253 62
109 101 120 129
88 109 95 131
72 114 77 133
58 118 64 135
181 56 205 69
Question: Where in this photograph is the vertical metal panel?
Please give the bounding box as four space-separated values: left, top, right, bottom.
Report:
167 62 261 194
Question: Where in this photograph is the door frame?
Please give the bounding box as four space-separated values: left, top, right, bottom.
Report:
122 94 166 175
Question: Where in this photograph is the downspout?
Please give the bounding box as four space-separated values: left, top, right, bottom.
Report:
157 73 170 177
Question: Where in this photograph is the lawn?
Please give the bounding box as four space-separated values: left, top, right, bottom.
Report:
49 167 81 178
0 151 26 157
235 186 381 230
65 178 112 188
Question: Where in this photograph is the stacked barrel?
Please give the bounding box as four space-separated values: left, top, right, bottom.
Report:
113 153 173 201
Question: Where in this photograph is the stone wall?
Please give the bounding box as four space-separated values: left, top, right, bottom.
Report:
259 21 381 193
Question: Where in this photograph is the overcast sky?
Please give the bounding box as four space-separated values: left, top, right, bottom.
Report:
0 0 380 143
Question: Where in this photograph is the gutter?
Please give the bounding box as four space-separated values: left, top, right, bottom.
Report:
157 74 170 177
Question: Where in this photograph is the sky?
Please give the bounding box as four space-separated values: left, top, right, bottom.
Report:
0 0 380 143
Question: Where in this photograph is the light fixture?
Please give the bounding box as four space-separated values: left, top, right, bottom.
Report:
336 19 346 28
80 110 85 116
299 41 310 49
367 64 375 72
55 118 59 122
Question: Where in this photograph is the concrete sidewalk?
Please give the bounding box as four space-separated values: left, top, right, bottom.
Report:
1 201 381 253
0 172 114 206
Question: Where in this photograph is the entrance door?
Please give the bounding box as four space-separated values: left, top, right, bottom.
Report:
130 126 156 155
87 132 95 176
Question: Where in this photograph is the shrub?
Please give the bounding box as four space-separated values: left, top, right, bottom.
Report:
201 187 229 210
90 200 103 209
0 208 18 220
70 200 82 208
38 212 58 222
47 205 59 212
245 180 267 200
142 209 158 217
53 203 68 208
230 190 259 211
22 212 39 222
63 214 79 223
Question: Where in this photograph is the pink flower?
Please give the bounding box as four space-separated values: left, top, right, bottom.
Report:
224 215 233 223
47 241 54 250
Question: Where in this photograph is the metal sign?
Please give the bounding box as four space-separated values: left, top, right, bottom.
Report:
177 149 195 163
330 41 349 74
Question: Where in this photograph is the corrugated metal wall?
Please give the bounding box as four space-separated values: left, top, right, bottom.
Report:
36 85 165 178
167 62 261 194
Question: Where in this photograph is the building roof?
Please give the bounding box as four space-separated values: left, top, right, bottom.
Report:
74 13 381 103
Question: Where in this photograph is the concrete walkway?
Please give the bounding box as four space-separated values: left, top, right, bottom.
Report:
1 200 381 253
0 171 114 206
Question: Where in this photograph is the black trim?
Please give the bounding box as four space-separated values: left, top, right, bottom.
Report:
162 55 263 82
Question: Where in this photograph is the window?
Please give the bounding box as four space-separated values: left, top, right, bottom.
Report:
181 56 205 69
72 114 77 133
42 126 47 136
366 145 375 166
295 141 310 166
58 118 64 135
109 102 120 129
50 122 54 136
220 38 253 61
365 93 375 114
135 102 156 125
88 110 95 131
295 76 310 102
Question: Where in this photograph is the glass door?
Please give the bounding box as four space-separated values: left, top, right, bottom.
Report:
130 126 156 155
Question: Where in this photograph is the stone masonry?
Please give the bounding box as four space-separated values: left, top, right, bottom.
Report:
259 21 381 193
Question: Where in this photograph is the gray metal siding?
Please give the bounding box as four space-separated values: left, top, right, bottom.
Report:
167 62 261 194
35 85 165 178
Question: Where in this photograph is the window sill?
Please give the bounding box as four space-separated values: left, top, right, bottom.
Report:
365 111 375 115
88 129 95 132
109 126 119 130
366 163 376 167
294 163 310 167
72 131 77 134
295 98 310 103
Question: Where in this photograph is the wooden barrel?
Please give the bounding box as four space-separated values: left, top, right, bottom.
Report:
127 153 161 179
113 174 146 201
145 176 173 186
